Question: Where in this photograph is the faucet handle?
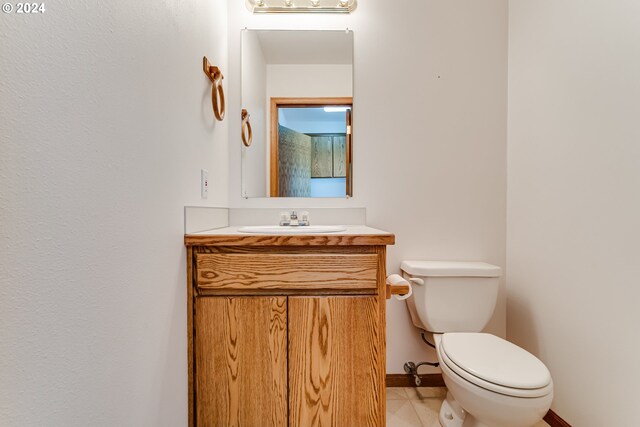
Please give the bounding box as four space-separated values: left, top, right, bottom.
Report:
290 210 298 219
300 211 309 224
279 211 291 226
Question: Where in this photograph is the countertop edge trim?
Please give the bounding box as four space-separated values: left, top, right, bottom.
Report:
184 234 396 246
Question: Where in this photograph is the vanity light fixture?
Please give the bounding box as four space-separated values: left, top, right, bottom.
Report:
245 0 356 13
324 106 351 113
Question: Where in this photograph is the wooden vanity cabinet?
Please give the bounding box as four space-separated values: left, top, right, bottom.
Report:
185 233 394 427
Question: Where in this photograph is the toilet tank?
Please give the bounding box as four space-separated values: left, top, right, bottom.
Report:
401 261 502 333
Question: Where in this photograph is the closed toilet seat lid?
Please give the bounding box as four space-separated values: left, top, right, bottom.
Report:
440 333 552 398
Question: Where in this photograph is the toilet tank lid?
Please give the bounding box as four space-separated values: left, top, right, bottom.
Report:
400 261 502 277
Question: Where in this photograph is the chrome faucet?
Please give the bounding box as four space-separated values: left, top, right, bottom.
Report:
279 211 310 226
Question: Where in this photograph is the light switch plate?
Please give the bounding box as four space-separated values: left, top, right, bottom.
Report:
201 169 208 199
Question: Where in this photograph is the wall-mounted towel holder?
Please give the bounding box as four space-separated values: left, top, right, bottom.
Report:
241 109 252 147
203 56 225 121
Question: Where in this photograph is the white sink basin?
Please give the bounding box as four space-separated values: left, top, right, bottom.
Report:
238 225 347 234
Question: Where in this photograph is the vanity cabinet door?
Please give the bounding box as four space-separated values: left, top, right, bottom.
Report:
288 296 383 427
195 297 288 427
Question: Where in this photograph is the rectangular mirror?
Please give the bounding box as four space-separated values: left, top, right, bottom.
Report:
241 29 354 198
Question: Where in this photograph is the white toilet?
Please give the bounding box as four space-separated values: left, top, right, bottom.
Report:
401 261 553 427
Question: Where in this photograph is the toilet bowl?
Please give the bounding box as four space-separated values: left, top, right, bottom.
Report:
401 261 553 427
435 333 553 427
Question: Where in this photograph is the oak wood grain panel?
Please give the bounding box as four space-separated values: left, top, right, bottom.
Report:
311 136 333 178
375 246 387 425
195 289 375 297
195 297 287 427
271 97 353 107
185 233 395 247
196 253 378 292
270 99 279 197
288 296 382 427
332 136 347 177
187 247 195 427
196 245 378 255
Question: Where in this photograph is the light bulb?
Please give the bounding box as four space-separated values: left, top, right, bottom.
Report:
338 0 349 6
311 0 320 6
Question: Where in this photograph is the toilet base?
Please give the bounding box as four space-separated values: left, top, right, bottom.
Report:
439 392 465 427
439 392 491 427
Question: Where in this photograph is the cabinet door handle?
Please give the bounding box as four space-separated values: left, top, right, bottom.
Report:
241 109 253 147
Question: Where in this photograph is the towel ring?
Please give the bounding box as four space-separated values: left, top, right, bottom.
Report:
241 109 252 147
203 56 225 121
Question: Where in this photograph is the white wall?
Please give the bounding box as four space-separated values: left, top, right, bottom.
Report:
241 31 268 197
228 0 508 372
507 1 640 425
266 64 353 98
0 1 228 425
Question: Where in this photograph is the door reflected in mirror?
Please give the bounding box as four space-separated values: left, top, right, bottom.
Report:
241 30 353 198
271 99 352 197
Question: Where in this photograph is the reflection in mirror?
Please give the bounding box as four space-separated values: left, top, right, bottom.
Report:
272 100 351 197
241 30 353 198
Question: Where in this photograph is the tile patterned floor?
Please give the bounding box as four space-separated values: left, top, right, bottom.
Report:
386 387 551 427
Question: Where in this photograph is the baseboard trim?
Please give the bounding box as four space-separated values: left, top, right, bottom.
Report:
385 373 445 387
544 410 572 427
386 374 572 427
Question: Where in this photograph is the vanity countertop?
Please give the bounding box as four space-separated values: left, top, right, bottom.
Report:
184 225 395 246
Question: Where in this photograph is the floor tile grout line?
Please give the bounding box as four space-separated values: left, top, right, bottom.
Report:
410 401 425 427
402 399 423 427
386 396 425 427
408 399 435 427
